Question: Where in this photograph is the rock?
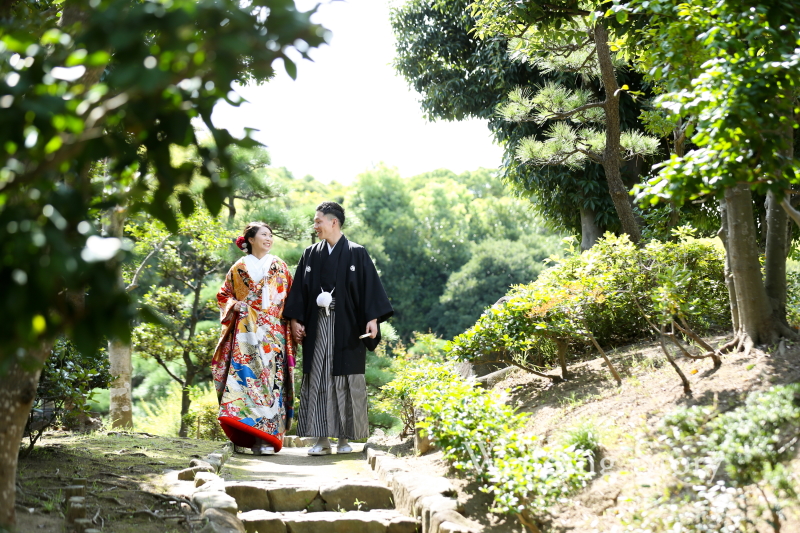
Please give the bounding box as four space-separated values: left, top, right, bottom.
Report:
365 446 386 468
198 508 246 533
179 465 215 480
429 509 479 533
370 510 420 533
281 511 386 533
64 485 86 499
194 480 227 495
193 491 239 516
190 459 214 469
224 482 271 512
195 472 222 488
282 435 296 447
417 494 460 531
239 510 287 533
72 518 93 532
306 494 326 513
65 496 86 523
267 484 320 512
298 437 317 447
320 480 394 511
390 472 457 517
206 453 224 469
476 366 515 388
373 456 407 485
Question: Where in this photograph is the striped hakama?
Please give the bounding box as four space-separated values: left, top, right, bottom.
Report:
297 299 369 440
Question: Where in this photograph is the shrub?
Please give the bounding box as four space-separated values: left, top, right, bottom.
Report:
376 358 459 436
22 338 112 456
381 357 593 532
186 384 226 441
447 231 729 374
651 385 800 532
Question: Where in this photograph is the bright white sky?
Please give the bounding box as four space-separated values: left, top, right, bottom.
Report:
210 0 504 184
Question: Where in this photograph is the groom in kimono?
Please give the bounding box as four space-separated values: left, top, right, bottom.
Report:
284 201 393 455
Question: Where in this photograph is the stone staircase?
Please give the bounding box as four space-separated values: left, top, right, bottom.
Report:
172 443 480 533
191 476 417 532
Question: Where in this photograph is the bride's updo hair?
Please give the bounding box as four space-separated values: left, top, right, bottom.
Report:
237 222 272 253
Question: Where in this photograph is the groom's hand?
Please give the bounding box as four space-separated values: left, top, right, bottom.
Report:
366 319 378 339
291 319 306 344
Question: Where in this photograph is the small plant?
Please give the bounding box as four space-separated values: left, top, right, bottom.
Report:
656 384 800 532
41 490 62 513
561 419 602 459
22 338 112 456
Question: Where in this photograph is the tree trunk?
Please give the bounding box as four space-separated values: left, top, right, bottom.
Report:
106 207 134 429
178 380 192 438
108 340 133 429
717 198 740 334
580 207 603 251
764 190 789 322
594 23 641 243
0 344 51 529
725 184 787 350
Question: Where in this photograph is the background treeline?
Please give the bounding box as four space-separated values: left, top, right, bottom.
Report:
86 155 562 435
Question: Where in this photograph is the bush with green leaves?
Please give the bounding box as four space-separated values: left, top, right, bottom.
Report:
447 231 729 375
22 338 112 456
648 385 800 532
381 357 593 531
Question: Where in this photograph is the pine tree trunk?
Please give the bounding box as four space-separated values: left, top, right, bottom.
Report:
594 23 641 243
725 184 786 350
580 207 603 251
0 344 51 529
765 190 789 322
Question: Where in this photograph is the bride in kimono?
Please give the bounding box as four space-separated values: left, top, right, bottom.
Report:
212 222 295 455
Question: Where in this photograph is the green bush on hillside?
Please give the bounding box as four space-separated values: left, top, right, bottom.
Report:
381 358 593 531
643 385 800 532
448 231 729 372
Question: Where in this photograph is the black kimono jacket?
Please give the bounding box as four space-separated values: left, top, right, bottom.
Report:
283 236 393 376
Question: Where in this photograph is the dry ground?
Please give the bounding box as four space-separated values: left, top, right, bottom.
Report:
390 335 800 532
15 431 224 532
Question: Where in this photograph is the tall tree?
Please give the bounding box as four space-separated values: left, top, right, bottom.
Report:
0 0 325 525
131 209 229 437
470 0 659 243
390 0 626 243
626 0 800 350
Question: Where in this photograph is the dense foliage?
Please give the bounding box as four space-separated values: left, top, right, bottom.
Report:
380 356 593 532
22 339 111 456
448 232 729 372
346 166 561 339
0 0 326 365
640 385 800 532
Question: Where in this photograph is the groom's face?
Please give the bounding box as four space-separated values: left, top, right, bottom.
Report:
313 211 337 241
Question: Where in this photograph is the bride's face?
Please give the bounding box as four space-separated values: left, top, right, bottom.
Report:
248 226 273 254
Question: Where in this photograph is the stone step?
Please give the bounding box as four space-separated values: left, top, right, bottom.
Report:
239 509 418 533
224 479 394 513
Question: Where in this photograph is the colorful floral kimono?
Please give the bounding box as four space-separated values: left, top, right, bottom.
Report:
212 254 295 452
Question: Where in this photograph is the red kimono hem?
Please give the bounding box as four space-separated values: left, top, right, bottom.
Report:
218 416 284 452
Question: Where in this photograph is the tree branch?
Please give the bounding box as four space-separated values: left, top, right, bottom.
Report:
126 237 169 292
148 352 184 385
539 100 605 122
781 198 800 228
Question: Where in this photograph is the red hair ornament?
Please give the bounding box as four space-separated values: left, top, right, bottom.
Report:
235 236 247 251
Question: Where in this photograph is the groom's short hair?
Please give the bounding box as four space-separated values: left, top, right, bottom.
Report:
317 201 345 228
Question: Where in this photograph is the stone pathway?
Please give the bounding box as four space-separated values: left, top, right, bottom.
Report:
164 441 480 533
224 443 373 485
